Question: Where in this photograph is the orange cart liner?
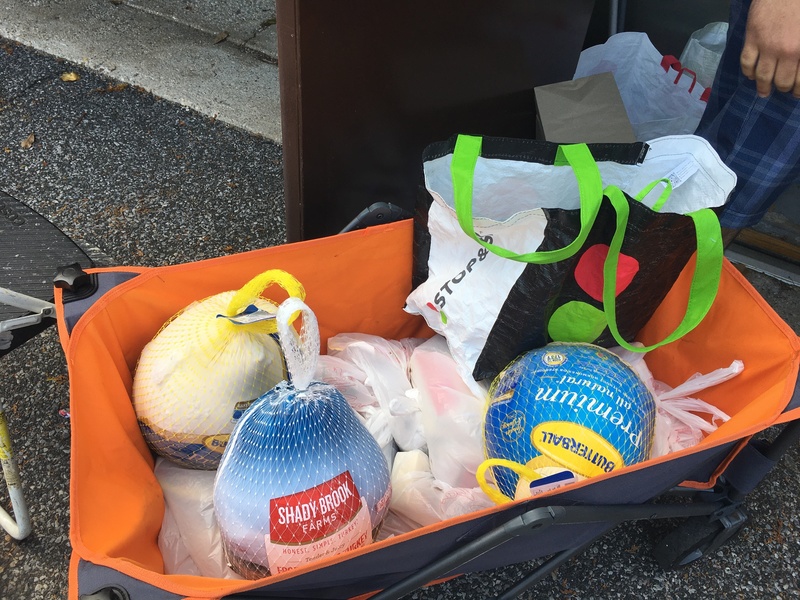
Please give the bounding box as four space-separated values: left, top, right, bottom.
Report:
56 220 799 599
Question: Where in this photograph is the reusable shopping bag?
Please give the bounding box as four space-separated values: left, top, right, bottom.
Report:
573 32 710 141
406 134 737 383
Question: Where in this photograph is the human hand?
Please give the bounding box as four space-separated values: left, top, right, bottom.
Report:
740 0 800 97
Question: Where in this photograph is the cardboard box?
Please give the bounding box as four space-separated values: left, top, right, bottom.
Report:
534 72 636 143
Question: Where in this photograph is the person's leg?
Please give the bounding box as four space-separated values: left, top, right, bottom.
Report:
696 0 800 233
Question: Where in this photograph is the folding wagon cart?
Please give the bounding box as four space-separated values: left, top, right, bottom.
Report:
52 218 799 600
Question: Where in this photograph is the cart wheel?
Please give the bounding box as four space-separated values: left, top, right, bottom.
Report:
653 509 747 570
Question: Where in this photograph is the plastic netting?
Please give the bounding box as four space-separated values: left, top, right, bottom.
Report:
132 270 304 469
213 298 391 578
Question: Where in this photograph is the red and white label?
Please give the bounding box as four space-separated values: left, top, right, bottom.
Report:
266 471 372 573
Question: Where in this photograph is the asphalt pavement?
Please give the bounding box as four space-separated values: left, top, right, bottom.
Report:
1 18 799 600
0 0 282 141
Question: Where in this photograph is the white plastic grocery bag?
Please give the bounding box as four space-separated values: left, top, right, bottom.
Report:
680 22 728 89
574 32 709 141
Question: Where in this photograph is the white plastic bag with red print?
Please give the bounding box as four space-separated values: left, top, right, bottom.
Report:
574 32 710 141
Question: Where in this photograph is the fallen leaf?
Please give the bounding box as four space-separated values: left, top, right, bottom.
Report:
20 133 35 149
213 30 229 44
60 72 81 82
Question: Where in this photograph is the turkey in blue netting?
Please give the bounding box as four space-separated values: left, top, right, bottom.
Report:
213 297 391 578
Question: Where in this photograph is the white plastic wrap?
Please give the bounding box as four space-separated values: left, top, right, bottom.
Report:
388 450 494 529
679 22 728 89
318 334 493 530
650 363 740 458
315 354 398 469
611 345 737 458
155 458 241 579
407 335 486 488
326 333 426 451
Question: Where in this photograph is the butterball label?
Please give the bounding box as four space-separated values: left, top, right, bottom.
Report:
484 344 655 496
203 433 230 453
532 421 624 477
533 374 647 453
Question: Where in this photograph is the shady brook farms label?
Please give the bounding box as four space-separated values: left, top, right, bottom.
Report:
266 471 373 573
484 343 655 498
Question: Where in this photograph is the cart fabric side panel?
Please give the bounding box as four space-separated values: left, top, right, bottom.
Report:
61 220 800 600
76 559 184 600
225 438 740 600
59 270 144 337
74 440 740 600
639 259 800 442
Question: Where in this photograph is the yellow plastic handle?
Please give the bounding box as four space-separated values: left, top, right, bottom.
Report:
223 269 305 333
475 458 543 505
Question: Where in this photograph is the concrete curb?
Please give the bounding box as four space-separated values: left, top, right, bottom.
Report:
0 0 282 141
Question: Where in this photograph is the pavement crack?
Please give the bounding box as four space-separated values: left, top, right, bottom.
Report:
1 71 60 106
242 16 277 47
116 1 278 64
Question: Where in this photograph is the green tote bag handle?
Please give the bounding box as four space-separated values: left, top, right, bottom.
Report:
602 185 723 352
452 134 604 264
450 134 723 352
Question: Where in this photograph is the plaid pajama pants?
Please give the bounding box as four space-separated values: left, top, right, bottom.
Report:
695 0 800 229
